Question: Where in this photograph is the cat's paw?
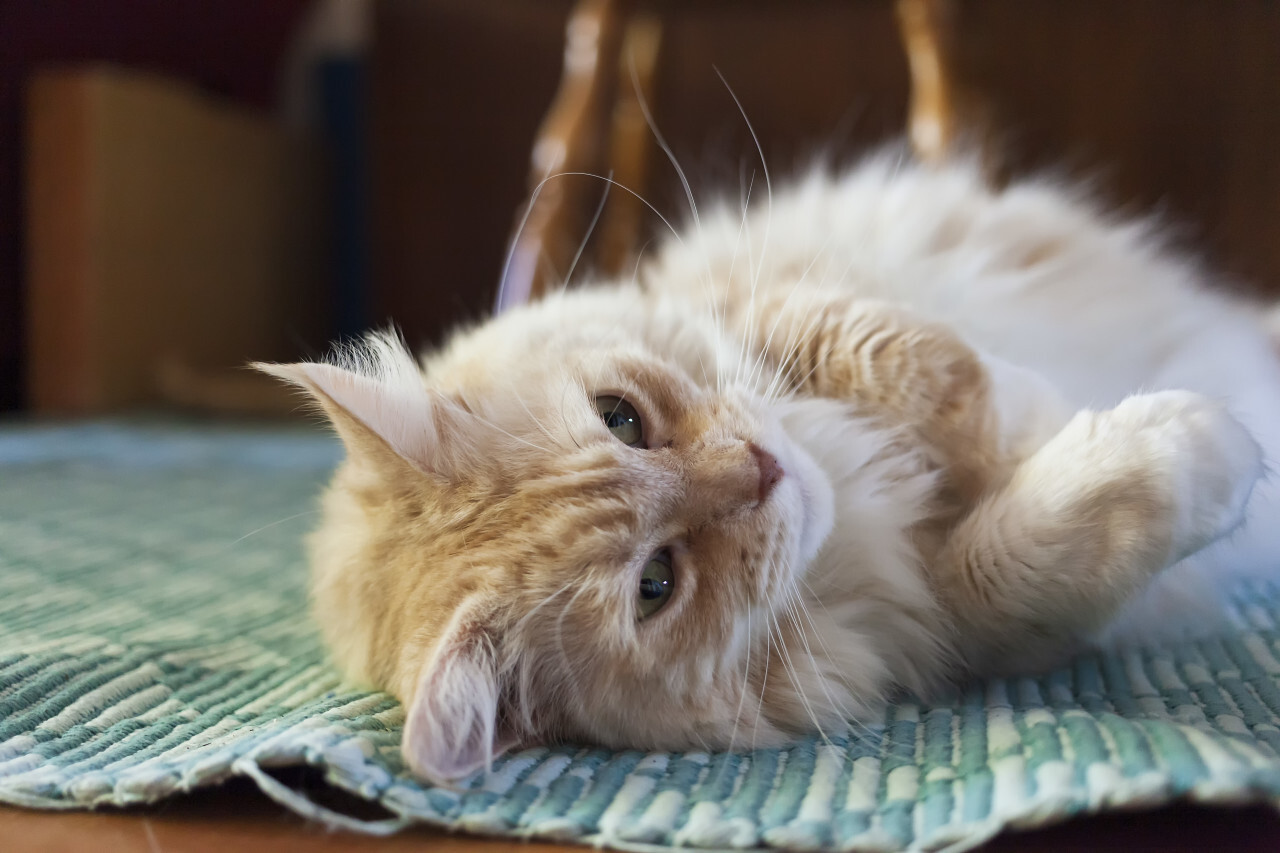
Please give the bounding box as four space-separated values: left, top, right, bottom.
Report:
1110 390 1263 561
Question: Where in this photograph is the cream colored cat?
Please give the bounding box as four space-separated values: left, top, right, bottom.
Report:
260 155 1277 787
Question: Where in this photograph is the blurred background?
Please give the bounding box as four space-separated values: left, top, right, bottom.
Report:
3 0 1279 418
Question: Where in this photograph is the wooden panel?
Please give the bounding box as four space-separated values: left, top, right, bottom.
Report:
950 0 1280 294
369 0 575 350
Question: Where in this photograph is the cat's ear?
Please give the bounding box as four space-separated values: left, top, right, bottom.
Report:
402 603 517 786
254 334 469 477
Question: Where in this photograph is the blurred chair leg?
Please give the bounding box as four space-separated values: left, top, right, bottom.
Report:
496 0 626 313
595 13 663 279
895 0 961 163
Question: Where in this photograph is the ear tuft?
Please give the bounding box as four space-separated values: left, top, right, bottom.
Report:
402 608 516 786
253 332 463 476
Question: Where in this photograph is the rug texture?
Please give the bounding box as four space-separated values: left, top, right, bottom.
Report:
3 419 1280 851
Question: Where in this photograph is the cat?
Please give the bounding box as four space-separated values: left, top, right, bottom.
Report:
258 152 1279 788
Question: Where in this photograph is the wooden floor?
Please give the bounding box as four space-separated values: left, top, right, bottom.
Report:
4 769 1280 853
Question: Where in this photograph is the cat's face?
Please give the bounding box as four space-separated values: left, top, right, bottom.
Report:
260 290 835 785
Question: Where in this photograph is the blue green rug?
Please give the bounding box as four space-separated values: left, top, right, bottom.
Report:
3 418 1280 851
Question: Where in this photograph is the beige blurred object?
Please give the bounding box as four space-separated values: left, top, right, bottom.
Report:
25 66 329 415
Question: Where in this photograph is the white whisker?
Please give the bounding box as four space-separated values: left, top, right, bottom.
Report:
229 511 318 546
715 68 773 396
767 606 832 748
467 410 555 455
628 54 707 266
559 171 614 294
725 601 754 756
750 613 775 750
784 593 856 736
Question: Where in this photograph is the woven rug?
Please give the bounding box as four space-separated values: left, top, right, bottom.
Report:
3 418 1280 851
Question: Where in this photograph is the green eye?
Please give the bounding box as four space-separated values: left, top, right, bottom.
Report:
638 549 675 619
594 395 643 447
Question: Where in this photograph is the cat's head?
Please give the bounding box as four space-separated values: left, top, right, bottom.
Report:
259 288 835 786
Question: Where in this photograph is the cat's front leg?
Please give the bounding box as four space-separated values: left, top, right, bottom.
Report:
932 390 1263 674
741 292 1069 497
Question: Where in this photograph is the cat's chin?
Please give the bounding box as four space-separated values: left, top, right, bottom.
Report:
776 439 835 568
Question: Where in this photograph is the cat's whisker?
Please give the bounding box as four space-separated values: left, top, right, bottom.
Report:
890 145 908 179
753 276 831 400
818 228 865 291
772 302 843 398
766 607 831 749
628 53 712 300
689 728 712 753
496 379 558 448
696 224 734 395
228 511 319 546
495 173 552 311
509 581 577 735
770 305 827 397
559 172 614 295
736 222 760 391
627 238 654 285
749 611 776 751
467 410 555 455
509 580 574 638
548 171 684 247
633 63 724 390
786 583 865 731
723 600 755 758
548 582 593 718
793 578 850 671
745 264 837 401
759 284 834 400
784 351 830 397
751 259 826 387
557 381 587 451
786 577 888 744
716 68 773 394
763 242 837 380
781 597 841 749
508 383 566 450
726 172 758 391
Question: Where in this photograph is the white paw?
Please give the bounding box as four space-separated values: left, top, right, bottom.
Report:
1110 390 1263 561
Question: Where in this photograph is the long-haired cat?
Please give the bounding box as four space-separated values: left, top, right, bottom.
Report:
259 153 1278 787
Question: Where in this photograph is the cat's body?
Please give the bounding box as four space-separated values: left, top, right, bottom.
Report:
262 155 1277 786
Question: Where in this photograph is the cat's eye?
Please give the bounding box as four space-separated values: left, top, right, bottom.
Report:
638 549 675 619
594 395 644 447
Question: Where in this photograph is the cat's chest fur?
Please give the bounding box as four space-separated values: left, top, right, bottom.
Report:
777 397 952 688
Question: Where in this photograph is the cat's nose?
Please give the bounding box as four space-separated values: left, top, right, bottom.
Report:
748 442 783 501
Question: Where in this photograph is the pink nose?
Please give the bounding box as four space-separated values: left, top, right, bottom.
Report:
748 443 784 502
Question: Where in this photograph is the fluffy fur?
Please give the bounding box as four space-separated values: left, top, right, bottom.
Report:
260 154 1279 786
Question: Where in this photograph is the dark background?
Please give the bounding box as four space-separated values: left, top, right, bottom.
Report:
5 0 1280 414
